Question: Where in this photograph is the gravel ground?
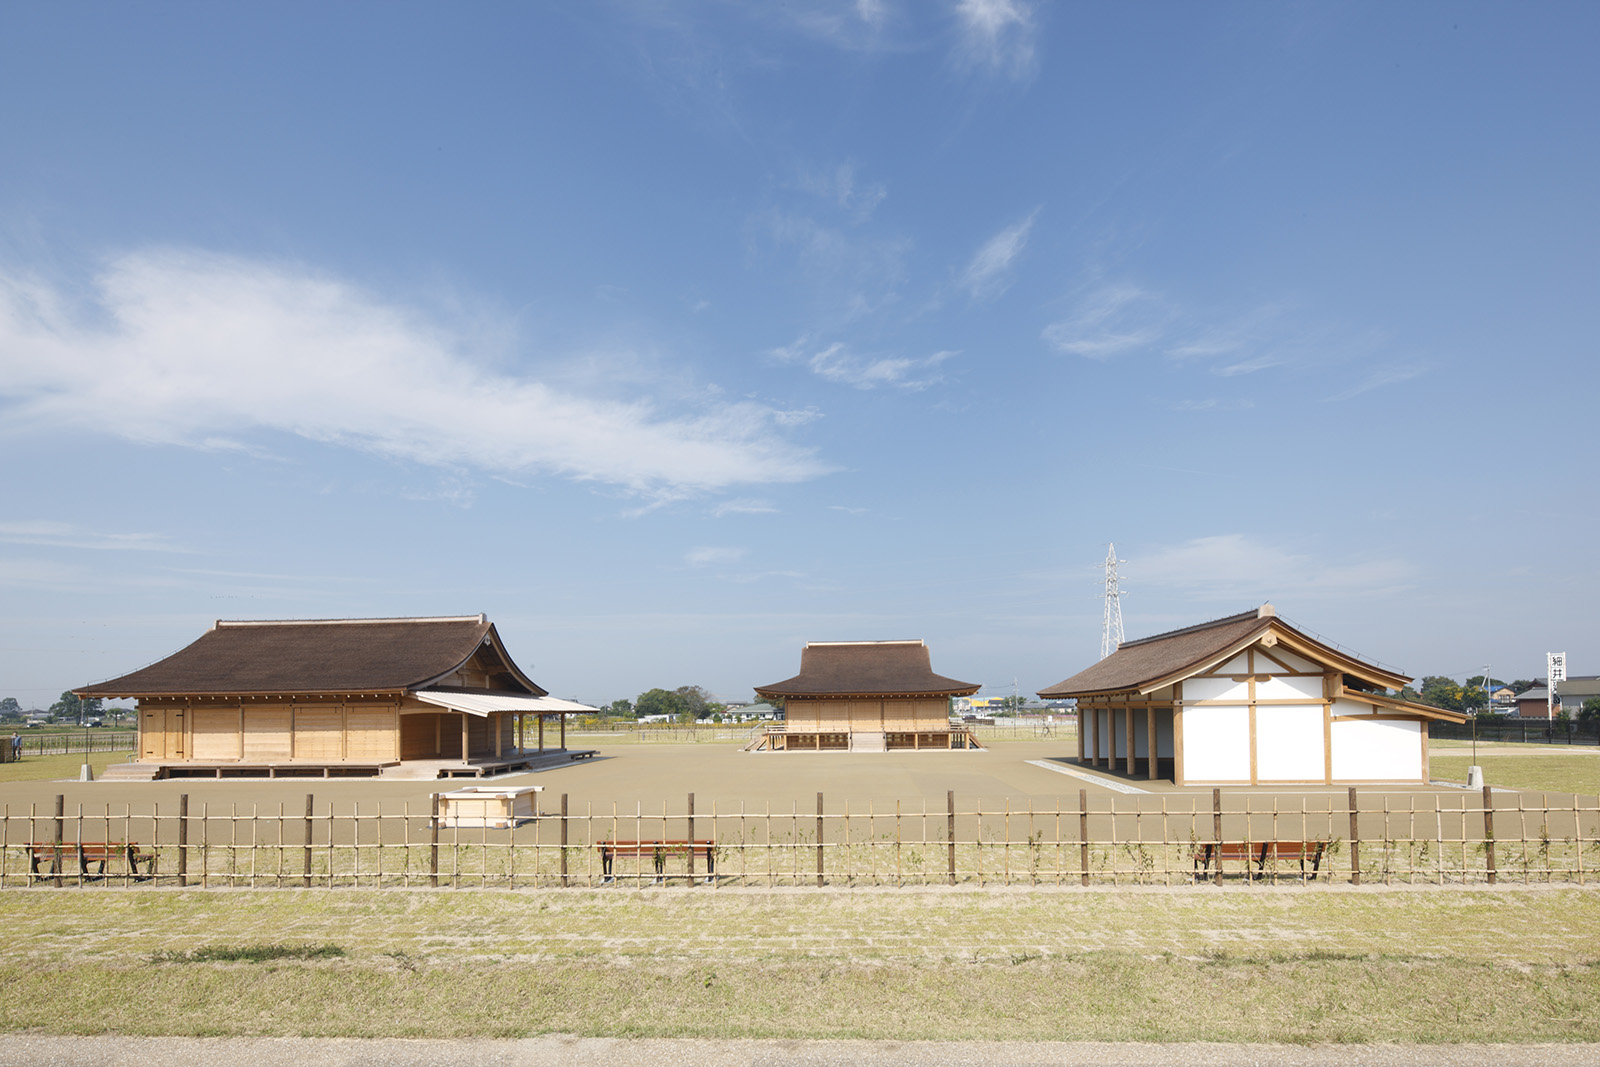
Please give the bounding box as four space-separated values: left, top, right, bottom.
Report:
3 1036 1600 1067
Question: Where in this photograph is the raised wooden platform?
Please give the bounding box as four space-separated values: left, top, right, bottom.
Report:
97 749 597 781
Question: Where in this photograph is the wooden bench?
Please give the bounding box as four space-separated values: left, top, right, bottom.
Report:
1193 840 1326 881
597 839 715 883
29 842 156 880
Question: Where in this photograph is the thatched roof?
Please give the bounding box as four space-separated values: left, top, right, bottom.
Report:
1037 604 1414 700
755 641 980 699
75 616 546 698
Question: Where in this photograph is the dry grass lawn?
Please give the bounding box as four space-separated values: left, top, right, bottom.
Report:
1431 745 1600 798
0 886 1597 1043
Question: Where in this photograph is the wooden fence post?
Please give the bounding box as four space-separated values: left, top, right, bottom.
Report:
1348 787 1361 886
1482 784 1497 885
429 794 440 887
560 793 569 888
51 794 64 887
176 793 190 887
816 792 825 887
687 792 695 883
1212 789 1223 887
302 793 314 888
947 790 957 886
1078 788 1089 886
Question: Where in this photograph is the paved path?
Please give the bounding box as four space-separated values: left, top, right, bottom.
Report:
2 1037 1598 1067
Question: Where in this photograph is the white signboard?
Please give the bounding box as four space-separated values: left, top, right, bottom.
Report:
1548 652 1567 684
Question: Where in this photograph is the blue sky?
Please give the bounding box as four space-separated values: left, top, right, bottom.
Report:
2 2 1596 709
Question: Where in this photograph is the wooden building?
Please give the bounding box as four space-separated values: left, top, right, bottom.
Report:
1037 605 1465 785
750 640 981 751
75 615 593 780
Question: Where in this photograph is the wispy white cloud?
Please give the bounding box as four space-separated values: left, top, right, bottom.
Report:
711 498 779 517
828 504 870 515
0 250 829 498
0 521 185 553
953 0 1037 78
961 209 1038 301
1041 284 1167 359
686 545 746 567
771 338 955 390
1136 534 1413 599
1322 364 1426 402
1169 398 1255 412
796 162 888 222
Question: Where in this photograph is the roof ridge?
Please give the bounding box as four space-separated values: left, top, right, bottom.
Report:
215 615 487 628
1117 609 1263 650
805 639 925 647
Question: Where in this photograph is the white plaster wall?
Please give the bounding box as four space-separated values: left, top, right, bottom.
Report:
1265 647 1319 672
1213 653 1249 674
1255 706 1325 781
1255 674 1323 701
1330 718 1423 780
1331 697 1376 717
1181 705 1250 781
1156 710 1174 757
1184 676 1249 702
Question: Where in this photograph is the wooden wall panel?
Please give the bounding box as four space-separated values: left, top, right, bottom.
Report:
466 715 490 758
785 700 819 729
242 707 292 760
347 706 398 761
849 700 883 730
400 713 438 760
139 708 166 760
911 699 948 728
815 701 850 727
190 706 240 761
293 707 342 760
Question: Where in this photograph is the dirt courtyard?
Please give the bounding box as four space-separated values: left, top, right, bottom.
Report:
0 736 1498 819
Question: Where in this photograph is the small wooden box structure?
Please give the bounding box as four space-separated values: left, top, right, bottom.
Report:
434 785 544 829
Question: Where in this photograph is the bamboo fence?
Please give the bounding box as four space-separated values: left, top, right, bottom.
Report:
5 786 1596 889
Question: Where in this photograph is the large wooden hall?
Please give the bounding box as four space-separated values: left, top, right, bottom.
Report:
750 640 982 751
1038 605 1465 786
75 615 593 780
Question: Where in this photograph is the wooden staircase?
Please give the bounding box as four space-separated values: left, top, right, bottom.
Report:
850 730 886 752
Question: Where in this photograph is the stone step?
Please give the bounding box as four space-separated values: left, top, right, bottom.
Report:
96 763 161 781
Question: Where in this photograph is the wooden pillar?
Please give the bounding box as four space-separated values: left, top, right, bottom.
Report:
1172 681 1185 787
1091 707 1101 767
518 713 524 753
1077 709 1086 761
560 712 566 751
494 712 503 759
460 713 469 763
538 714 545 753
1124 704 1135 775
1146 705 1157 780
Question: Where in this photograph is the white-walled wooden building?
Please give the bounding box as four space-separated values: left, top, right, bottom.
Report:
75 615 593 779
1037 605 1465 786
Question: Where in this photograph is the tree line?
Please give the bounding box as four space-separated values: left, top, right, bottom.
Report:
597 685 749 724
1402 676 1599 724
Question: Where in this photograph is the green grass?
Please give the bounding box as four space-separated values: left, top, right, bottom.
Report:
0 752 131 784
1432 752 1600 797
0 887 1597 1042
149 944 346 964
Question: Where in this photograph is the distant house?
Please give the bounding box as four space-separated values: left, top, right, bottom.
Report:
74 615 593 780
1514 676 1600 718
1037 605 1465 786
750 640 981 751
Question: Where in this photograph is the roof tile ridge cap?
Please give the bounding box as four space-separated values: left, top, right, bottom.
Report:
1116 609 1264 650
805 639 926 647
217 615 488 627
